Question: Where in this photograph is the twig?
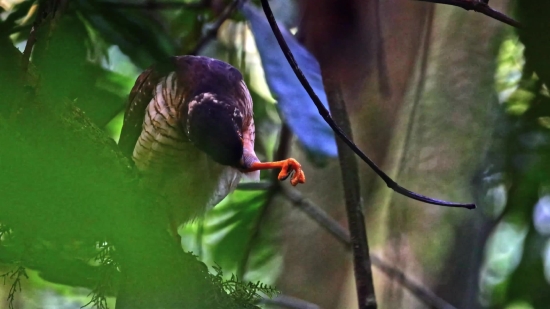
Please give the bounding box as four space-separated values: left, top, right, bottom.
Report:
280 187 458 309
370 256 457 309
98 1 207 10
1 266 29 309
282 186 350 245
190 0 244 55
259 0 475 210
323 79 376 309
237 181 273 191
415 0 521 28
259 294 320 309
22 0 69 72
22 3 42 72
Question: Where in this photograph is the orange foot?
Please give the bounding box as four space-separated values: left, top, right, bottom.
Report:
245 158 306 186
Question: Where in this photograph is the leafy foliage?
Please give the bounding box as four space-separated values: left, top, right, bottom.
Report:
0 1 295 307
1 266 29 309
82 242 118 309
475 4 550 305
211 264 278 307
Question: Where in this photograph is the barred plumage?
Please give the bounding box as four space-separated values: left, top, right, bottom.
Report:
119 56 305 232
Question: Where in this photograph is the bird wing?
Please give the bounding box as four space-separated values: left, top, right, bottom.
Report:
118 66 162 159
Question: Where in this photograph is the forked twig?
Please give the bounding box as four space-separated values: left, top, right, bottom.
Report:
415 0 521 28
259 0 475 209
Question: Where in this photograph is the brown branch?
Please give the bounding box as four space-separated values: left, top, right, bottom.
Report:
22 0 69 72
281 187 458 309
237 181 273 191
282 186 350 248
415 0 521 28
259 0 475 209
323 78 376 309
190 0 244 55
21 3 42 72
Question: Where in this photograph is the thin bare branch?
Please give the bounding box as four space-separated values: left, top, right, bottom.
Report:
415 0 521 28
22 0 69 72
280 187 458 309
22 3 42 72
282 186 350 243
237 181 273 191
370 256 458 309
190 0 244 55
259 0 475 210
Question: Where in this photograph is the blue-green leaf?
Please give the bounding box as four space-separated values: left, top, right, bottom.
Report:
241 3 337 159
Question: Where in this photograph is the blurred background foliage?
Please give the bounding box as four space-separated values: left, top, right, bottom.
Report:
0 0 549 308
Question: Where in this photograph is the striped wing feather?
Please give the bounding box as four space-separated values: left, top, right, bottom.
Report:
119 67 163 159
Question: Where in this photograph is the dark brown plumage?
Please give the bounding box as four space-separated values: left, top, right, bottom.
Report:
118 56 305 231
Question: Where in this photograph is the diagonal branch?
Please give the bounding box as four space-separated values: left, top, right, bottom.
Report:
281 186 458 309
415 0 521 28
259 0 475 209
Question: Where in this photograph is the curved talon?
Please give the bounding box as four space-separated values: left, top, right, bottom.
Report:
243 158 306 186
277 158 306 186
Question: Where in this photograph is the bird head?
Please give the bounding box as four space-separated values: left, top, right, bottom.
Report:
185 93 244 167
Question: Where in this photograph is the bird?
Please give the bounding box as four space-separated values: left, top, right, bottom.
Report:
118 55 305 233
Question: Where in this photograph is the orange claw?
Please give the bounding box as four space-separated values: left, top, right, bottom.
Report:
245 158 306 186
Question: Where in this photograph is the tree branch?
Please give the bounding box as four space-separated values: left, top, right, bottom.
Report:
22 2 43 72
237 181 273 191
259 0 475 209
22 0 69 72
321 79 376 309
190 0 244 55
281 186 458 309
415 0 521 28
